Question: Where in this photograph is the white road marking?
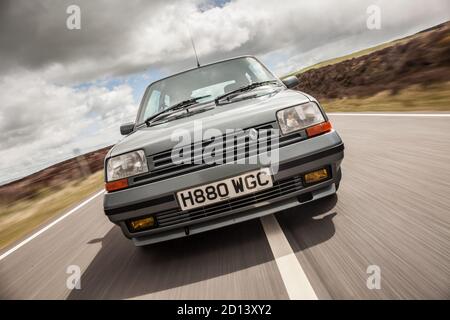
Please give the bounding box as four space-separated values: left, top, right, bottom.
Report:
260 214 318 300
328 113 450 117
0 190 104 262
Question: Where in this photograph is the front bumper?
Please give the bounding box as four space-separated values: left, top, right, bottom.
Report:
104 130 344 245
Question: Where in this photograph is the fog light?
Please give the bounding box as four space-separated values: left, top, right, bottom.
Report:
128 216 156 232
304 168 329 184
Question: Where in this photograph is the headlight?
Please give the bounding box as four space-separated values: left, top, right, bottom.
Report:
276 102 325 135
106 150 148 182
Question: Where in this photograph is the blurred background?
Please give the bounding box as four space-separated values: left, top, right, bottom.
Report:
0 0 449 250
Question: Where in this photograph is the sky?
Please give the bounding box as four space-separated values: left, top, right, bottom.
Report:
0 0 449 184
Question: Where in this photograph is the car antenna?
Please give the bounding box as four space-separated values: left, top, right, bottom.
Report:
187 26 201 67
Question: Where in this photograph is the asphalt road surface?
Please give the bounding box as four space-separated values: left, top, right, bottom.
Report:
1 113 449 299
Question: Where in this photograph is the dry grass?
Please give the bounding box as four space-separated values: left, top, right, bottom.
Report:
286 41 403 77
283 28 425 78
0 171 104 251
321 82 450 112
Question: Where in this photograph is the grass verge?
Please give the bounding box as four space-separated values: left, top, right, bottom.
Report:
0 171 104 251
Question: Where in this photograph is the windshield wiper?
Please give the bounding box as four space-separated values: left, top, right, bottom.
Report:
144 95 211 127
215 80 281 104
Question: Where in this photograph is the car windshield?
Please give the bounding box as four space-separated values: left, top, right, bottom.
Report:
136 57 278 125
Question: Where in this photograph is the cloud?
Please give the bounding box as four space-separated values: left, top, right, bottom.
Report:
1 0 449 83
0 71 136 182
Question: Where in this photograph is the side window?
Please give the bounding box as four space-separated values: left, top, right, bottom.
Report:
143 90 161 120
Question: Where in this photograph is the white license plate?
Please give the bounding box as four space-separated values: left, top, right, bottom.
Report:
176 168 273 211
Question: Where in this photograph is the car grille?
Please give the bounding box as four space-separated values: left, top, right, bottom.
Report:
132 122 306 184
154 174 304 228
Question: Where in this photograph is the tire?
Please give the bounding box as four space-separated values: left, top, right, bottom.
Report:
335 168 342 191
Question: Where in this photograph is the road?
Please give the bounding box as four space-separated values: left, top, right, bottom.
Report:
1 114 449 299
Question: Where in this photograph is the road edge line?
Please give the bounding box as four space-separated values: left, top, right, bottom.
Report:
0 189 105 262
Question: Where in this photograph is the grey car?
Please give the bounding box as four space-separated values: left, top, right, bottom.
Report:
103 56 344 246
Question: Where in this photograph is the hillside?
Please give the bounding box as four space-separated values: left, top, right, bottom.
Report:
290 21 450 106
0 146 110 204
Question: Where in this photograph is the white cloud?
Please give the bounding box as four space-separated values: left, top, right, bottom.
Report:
2 0 449 83
0 71 136 182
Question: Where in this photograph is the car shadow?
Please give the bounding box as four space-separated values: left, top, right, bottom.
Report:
67 195 337 300
275 194 337 252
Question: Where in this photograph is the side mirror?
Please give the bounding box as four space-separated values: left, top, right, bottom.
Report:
282 75 299 89
120 122 135 135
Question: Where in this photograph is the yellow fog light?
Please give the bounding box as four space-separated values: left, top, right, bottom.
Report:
304 168 329 184
129 216 156 232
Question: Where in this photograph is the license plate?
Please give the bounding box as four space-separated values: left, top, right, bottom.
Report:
176 168 273 211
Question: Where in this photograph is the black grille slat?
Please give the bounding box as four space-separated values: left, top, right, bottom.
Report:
152 124 273 162
132 123 305 185
152 140 277 174
153 125 274 166
153 123 273 162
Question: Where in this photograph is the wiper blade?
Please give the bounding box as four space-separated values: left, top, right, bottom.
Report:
215 80 281 104
144 95 211 126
